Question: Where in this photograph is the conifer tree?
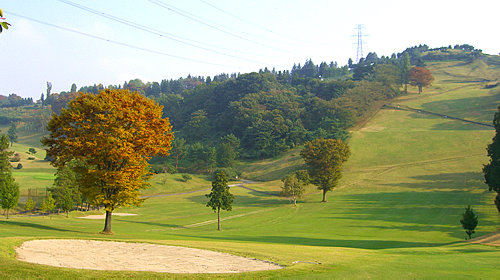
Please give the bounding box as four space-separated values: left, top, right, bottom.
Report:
0 135 19 218
206 171 233 230
460 205 478 239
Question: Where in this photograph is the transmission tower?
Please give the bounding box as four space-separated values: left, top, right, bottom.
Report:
351 24 369 63
355 24 365 63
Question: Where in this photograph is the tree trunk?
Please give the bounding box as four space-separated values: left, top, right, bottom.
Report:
217 207 221 231
322 189 327 202
174 156 179 169
102 210 113 234
418 85 422 94
6 208 9 219
404 83 408 94
293 198 297 206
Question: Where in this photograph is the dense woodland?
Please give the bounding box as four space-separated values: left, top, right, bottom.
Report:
0 45 488 175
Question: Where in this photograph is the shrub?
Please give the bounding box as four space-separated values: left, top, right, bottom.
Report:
27 157 35 160
16 163 23 169
28 148 37 155
165 164 177 174
181 174 192 182
10 153 21 162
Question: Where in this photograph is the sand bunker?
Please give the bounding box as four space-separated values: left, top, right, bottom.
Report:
77 213 138 220
15 239 283 273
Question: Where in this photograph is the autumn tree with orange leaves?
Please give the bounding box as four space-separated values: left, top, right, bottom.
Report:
42 89 173 234
409 66 434 94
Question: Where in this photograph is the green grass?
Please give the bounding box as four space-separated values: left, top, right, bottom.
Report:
0 58 499 279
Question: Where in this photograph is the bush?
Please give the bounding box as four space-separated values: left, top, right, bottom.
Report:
181 174 192 182
16 163 23 169
10 153 21 162
28 148 37 155
151 164 178 174
27 157 35 160
165 164 177 174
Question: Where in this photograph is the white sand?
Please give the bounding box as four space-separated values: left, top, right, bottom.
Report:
77 213 138 220
15 239 283 273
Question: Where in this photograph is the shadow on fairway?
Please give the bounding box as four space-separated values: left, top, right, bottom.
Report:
175 233 459 250
0 220 84 234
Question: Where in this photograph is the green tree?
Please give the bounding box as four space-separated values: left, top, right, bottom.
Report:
400 52 411 93
28 148 37 155
300 138 350 202
42 89 173 233
46 82 52 104
0 135 19 219
483 105 500 212
0 9 11 33
206 171 233 231
460 205 478 239
281 173 305 205
49 164 81 217
7 123 17 147
24 197 35 213
40 195 56 215
409 66 434 94
216 142 237 168
170 138 186 170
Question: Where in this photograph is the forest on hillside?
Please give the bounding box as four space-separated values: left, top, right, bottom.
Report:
1 44 491 175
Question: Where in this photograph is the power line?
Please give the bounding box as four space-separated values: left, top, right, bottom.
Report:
197 0 314 46
54 0 269 65
147 0 290 53
7 11 242 69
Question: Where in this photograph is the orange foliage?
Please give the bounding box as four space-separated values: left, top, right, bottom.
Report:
42 89 173 214
409 66 434 94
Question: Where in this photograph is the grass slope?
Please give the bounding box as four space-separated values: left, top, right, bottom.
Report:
1 58 499 279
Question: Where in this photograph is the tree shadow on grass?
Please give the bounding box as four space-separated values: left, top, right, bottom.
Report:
187 191 288 208
0 220 84 234
173 233 459 250
118 219 182 229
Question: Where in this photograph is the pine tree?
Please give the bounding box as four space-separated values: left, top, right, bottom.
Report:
0 135 19 219
206 171 233 230
460 205 478 239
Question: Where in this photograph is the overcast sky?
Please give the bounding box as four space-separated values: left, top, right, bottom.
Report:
1 0 499 99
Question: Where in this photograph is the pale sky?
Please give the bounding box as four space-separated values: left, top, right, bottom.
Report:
1 0 499 99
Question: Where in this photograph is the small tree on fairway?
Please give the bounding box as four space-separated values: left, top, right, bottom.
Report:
281 173 305 206
301 138 350 202
28 148 37 155
483 105 500 212
0 134 19 219
409 66 434 94
7 123 17 147
24 197 35 213
460 205 478 240
206 171 233 231
40 195 56 216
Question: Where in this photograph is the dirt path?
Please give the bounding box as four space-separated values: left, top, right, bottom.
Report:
15 239 283 273
468 230 500 246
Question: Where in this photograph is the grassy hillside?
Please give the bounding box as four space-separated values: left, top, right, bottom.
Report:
0 58 499 279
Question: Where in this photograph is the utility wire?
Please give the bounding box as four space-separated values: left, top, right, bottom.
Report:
7 11 242 69
54 0 269 64
148 0 290 53
197 0 309 45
